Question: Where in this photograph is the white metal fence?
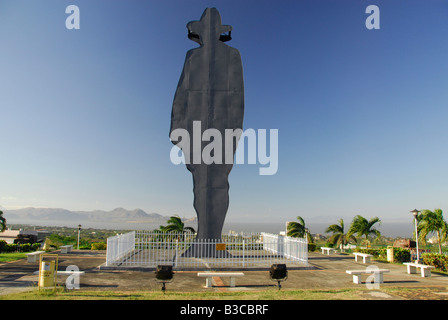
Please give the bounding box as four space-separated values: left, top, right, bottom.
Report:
262 233 308 262
106 231 308 269
106 231 135 266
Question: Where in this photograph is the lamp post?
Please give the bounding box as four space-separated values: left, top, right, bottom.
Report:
410 209 420 263
77 224 82 250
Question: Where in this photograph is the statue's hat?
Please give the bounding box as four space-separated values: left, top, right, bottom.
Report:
187 8 232 44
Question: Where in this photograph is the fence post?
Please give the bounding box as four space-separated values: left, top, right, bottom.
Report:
175 239 178 267
106 237 110 266
243 239 245 268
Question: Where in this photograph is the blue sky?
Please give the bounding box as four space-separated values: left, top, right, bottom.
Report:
1 0 447 227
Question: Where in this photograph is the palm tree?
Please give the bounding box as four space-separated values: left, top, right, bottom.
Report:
160 215 196 234
0 210 6 232
347 215 381 248
325 219 356 251
418 209 448 254
287 216 314 243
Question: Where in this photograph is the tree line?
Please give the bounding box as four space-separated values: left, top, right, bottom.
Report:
2 209 446 254
287 209 448 254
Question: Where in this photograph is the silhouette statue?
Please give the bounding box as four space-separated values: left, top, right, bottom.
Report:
170 8 244 257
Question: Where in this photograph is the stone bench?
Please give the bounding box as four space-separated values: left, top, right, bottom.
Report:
60 245 74 254
320 247 336 255
403 262 435 277
353 252 373 264
197 272 245 288
25 251 45 263
346 269 389 284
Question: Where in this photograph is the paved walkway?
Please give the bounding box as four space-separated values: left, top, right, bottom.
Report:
1 250 447 299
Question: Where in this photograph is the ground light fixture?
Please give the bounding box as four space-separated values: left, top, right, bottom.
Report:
155 265 174 293
269 264 288 290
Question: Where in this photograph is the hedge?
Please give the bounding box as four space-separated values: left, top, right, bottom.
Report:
355 247 411 263
0 240 41 253
422 253 448 272
91 242 107 250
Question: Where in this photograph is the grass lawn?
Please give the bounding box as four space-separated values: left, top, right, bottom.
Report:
0 252 27 263
3 286 448 300
0 287 370 300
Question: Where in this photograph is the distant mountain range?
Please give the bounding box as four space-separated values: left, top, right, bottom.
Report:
2 207 196 224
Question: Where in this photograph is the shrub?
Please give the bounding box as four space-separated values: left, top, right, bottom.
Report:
308 243 317 252
422 253 448 272
379 247 410 263
355 248 379 256
0 241 42 253
91 242 107 250
392 248 411 263
5 243 18 253
19 243 31 252
0 240 7 252
354 247 411 262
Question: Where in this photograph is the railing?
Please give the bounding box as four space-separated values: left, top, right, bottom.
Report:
105 231 308 269
106 231 135 266
261 232 308 262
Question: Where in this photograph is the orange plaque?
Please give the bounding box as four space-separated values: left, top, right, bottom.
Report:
216 243 226 251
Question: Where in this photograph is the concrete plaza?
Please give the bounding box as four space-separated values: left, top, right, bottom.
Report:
1 250 447 299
